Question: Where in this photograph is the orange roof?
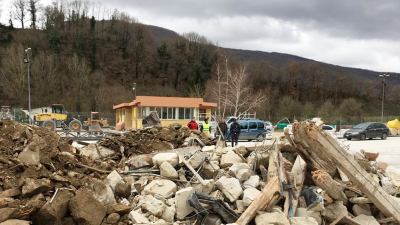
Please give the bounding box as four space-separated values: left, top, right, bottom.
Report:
113 96 217 110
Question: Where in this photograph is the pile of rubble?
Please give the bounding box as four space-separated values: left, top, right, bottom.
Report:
1 120 400 225
98 124 215 157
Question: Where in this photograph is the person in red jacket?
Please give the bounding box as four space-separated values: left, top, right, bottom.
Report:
187 117 199 131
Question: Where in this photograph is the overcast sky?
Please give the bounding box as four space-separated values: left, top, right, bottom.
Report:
1 0 399 72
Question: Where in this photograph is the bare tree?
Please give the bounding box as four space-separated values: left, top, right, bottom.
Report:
225 65 267 117
13 0 26 28
28 0 39 29
209 57 267 118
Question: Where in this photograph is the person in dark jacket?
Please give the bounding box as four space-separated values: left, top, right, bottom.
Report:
230 118 241 147
216 119 228 139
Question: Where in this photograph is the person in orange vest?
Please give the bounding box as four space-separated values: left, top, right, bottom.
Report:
187 117 199 131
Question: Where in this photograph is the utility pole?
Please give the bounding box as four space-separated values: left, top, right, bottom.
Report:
24 48 32 124
132 82 137 100
379 74 390 122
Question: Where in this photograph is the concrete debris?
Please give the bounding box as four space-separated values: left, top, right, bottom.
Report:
1 120 400 224
0 220 31 225
175 187 195 220
143 179 177 199
129 210 150 224
152 152 179 167
21 178 51 197
79 144 115 160
69 189 106 225
242 187 261 207
353 214 380 225
229 163 252 182
105 170 123 191
0 208 16 223
216 176 243 202
220 151 244 168
255 211 290 225
290 217 319 225
243 175 260 189
139 195 166 217
159 161 179 179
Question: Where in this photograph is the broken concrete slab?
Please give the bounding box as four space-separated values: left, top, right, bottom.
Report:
79 144 115 160
125 154 153 169
0 208 16 223
175 187 195 220
22 178 51 197
159 161 178 179
105 170 123 191
324 201 348 222
216 176 243 202
290 217 319 225
33 189 74 225
161 205 176 222
229 163 252 182
200 161 220 179
152 152 179 167
88 179 116 205
129 210 150 224
139 195 166 217
69 189 106 225
0 220 31 225
255 211 290 225
143 179 177 199
188 151 208 169
242 187 261 207
352 204 372 216
107 203 131 215
353 215 379 225
220 151 244 168
243 175 260 189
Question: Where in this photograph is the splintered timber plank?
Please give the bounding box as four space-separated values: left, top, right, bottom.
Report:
292 122 400 223
235 176 281 225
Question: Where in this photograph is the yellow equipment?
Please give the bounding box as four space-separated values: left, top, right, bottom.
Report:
387 119 400 136
84 112 109 131
34 104 82 132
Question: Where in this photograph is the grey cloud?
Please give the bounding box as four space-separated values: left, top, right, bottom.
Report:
105 0 400 39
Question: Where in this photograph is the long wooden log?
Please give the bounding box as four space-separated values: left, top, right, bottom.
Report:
292 122 400 223
235 176 281 225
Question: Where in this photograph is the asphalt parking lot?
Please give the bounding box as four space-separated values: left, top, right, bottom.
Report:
342 136 400 173
236 133 400 174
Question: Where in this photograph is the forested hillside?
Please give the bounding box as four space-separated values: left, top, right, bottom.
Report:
0 1 399 122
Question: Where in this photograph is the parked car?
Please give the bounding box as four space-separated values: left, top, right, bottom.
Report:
264 121 274 132
227 119 269 141
344 122 389 140
322 125 336 135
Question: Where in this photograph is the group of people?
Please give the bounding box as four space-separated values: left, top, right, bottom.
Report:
187 117 241 147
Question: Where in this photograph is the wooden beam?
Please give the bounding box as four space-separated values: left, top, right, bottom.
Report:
235 176 281 225
292 122 400 223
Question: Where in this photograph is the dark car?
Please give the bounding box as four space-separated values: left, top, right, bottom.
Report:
344 122 389 140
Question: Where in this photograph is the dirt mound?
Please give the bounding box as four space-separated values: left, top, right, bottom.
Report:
98 125 214 156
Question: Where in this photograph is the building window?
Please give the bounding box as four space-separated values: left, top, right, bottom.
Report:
199 109 206 121
178 108 193 120
167 107 175 119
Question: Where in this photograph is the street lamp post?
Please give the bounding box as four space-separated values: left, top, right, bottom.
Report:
24 48 32 124
379 74 390 122
132 83 137 100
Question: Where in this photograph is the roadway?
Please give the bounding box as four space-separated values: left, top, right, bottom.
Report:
235 133 400 174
